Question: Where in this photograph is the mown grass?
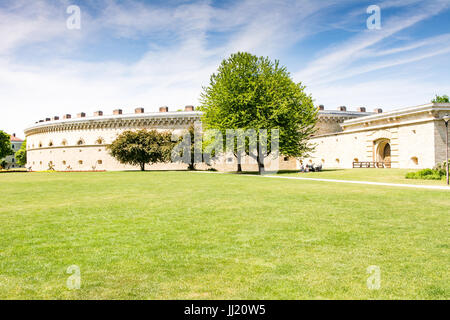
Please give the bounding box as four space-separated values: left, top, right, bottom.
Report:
277 168 448 186
0 171 448 299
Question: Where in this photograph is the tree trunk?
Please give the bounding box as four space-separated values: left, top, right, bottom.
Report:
257 152 265 175
188 163 195 171
140 163 145 171
237 163 242 173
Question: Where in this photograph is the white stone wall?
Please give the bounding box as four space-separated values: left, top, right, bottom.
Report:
397 121 436 169
434 120 450 165
306 131 369 169
26 127 190 171
25 104 450 171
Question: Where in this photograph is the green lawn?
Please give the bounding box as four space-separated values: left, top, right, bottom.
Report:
0 171 448 299
278 168 448 186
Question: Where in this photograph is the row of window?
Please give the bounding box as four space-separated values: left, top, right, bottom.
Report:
32 160 103 165
30 137 105 149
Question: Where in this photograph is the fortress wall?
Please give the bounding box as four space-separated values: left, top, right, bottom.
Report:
305 131 368 169
397 121 436 169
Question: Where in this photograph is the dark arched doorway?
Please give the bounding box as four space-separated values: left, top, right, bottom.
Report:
375 139 391 167
382 143 391 163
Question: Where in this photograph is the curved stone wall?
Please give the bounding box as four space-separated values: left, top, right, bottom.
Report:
25 111 201 171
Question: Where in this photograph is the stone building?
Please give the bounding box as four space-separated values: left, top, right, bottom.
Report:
305 103 450 169
24 103 450 171
1 134 25 169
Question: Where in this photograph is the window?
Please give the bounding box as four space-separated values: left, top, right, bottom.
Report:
411 157 419 165
77 139 84 146
335 159 340 164
38 142 42 148
61 139 67 146
284 157 289 161
97 160 103 165
96 137 104 145
62 161 66 165
12 158 15 163
354 158 359 162
12 145 15 149
49 141 53 147
78 160 83 165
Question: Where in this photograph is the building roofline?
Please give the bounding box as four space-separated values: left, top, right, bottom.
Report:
343 103 450 126
24 111 203 134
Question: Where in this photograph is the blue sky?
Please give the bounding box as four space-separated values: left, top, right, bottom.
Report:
0 0 449 135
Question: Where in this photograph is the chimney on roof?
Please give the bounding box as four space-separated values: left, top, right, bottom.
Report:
185 105 194 112
338 106 347 111
45 118 51 122
159 106 168 112
318 105 324 111
357 107 366 112
94 111 103 117
13 133 16 137
63 114 71 119
77 112 86 118
135 107 145 114
52 116 60 121
39 120 44 123
374 108 383 114
113 109 122 115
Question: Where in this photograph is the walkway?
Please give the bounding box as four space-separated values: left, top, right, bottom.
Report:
196 171 450 191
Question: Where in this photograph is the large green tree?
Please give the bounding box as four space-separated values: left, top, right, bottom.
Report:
432 95 450 103
0 130 13 160
108 130 174 171
15 139 27 166
199 52 317 174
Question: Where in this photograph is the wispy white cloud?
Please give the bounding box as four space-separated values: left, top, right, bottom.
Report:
294 0 450 85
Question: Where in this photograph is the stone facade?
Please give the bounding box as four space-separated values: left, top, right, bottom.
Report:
24 103 450 171
305 103 450 169
1 134 24 169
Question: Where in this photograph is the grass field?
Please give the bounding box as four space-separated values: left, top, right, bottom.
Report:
277 168 448 186
0 171 448 299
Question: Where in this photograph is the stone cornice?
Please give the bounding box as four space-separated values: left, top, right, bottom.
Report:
312 117 446 139
342 103 450 128
25 111 203 136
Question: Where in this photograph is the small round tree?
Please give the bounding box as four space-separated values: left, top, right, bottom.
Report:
0 130 13 160
108 129 174 171
199 52 318 174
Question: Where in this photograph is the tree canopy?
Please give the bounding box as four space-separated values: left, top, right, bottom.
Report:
199 52 317 174
15 140 27 166
107 130 174 171
0 130 13 160
432 95 450 103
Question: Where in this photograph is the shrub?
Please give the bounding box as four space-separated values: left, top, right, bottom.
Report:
405 167 446 180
